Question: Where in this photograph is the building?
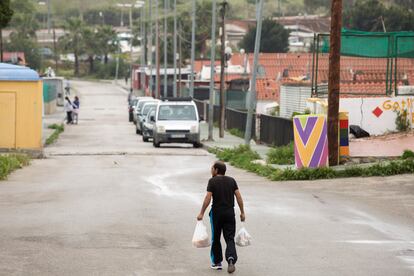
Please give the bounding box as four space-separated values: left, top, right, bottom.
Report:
0 63 43 151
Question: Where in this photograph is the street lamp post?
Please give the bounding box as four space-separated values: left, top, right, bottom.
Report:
208 0 217 141
189 0 196 98
173 0 177 97
163 0 169 98
155 0 161 99
117 1 145 91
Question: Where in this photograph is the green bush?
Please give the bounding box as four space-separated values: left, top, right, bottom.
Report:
267 142 295 165
228 128 244 139
402 150 414 160
0 154 30 180
395 109 411 132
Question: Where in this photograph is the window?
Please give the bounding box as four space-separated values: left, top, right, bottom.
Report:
158 105 197 121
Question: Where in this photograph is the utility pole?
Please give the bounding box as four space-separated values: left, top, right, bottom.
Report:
218 1 228 138
53 23 58 73
148 0 153 96
178 21 182 97
189 0 196 98
156 0 161 99
244 0 264 145
173 0 178 97
129 4 134 92
141 6 146 93
47 0 51 34
278 0 281 17
163 0 168 98
327 0 343 166
208 0 217 141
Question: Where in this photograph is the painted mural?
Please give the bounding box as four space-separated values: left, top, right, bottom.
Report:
293 115 329 169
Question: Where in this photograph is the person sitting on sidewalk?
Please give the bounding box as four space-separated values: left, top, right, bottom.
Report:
197 161 245 274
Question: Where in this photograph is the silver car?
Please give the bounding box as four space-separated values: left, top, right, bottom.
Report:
136 102 158 135
142 109 156 142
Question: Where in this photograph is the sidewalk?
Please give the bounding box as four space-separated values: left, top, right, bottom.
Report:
42 107 66 146
42 87 81 146
199 122 271 160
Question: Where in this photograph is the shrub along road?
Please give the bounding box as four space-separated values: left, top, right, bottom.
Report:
0 81 413 275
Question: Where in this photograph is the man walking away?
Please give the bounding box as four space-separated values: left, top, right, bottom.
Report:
197 161 245 274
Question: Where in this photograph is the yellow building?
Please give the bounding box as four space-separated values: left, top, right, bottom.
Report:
0 63 43 150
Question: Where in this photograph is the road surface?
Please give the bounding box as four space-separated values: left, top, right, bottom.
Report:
0 81 413 275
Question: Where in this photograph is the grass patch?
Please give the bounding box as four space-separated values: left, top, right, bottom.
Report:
228 128 244 139
45 124 65 146
267 142 295 165
0 154 30 180
210 145 414 181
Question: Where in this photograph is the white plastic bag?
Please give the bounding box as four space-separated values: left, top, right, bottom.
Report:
235 225 252 247
192 221 210 248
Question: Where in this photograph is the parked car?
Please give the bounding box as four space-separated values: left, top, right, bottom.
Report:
136 102 159 134
152 97 201 148
132 96 153 124
128 98 138 122
142 109 156 142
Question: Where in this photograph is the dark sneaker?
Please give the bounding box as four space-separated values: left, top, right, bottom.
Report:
227 259 235 274
211 263 222 270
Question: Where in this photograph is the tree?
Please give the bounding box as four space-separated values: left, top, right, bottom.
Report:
239 18 290 53
59 18 85 76
82 27 98 74
343 0 386 31
0 0 13 62
304 0 330 13
95 25 118 64
343 0 414 32
5 0 41 69
395 0 414 11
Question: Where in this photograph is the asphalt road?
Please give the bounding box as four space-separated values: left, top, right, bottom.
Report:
0 81 414 276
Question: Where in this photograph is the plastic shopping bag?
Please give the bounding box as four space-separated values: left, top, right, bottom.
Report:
235 224 252 247
192 221 211 248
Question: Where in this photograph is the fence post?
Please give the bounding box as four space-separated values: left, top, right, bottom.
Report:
256 114 261 142
204 100 207 122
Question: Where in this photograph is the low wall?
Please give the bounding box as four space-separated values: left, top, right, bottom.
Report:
307 96 414 136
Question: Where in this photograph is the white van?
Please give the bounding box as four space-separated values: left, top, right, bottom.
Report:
151 97 201 148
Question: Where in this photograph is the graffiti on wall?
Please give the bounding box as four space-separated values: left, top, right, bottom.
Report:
373 97 414 124
293 115 329 169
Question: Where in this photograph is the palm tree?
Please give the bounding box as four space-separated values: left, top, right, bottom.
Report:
82 27 99 74
60 18 85 76
95 25 118 64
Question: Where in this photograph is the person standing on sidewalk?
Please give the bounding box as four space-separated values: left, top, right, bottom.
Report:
64 97 74 124
72 96 80 124
197 161 245 274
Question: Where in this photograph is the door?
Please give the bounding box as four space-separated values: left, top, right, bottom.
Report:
0 93 16 148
